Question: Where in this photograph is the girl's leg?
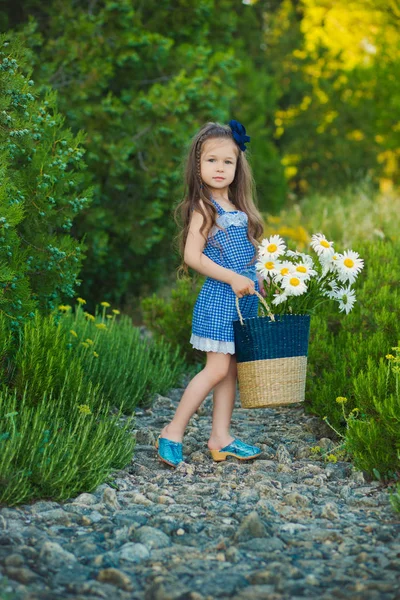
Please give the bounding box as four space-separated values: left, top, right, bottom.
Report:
207 354 237 451
160 351 231 443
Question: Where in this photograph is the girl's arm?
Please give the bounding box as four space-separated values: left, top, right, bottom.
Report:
184 203 235 285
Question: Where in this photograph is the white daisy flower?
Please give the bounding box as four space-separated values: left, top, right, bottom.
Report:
256 258 279 278
273 261 296 283
259 235 286 260
334 286 356 314
293 262 317 281
335 250 364 284
310 233 335 257
285 249 312 262
320 252 340 276
323 279 340 299
281 275 308 296
272 291 289 306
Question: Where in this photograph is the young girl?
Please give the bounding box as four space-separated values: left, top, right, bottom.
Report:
156 120 266 467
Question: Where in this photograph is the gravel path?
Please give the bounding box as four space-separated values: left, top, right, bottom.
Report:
1 375 399 600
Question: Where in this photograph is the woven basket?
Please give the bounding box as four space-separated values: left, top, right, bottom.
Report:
233 290 311 409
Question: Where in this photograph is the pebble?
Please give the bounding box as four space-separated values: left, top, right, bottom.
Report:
0 374 399 599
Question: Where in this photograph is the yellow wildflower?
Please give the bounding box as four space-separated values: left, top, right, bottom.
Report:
112 309 120 315
100 301 111 308
81 342 89 348
70 329 78 337
58 304 71 312
84 312 96 321
95 323 107 330
93 351 99 358
391 346 400 352
85 338 94 345
77 298 86 305
386 354 394 360
106 315 113 319
310 446 321 453
77 404 92 415
326 454 338 463
336 397 347 404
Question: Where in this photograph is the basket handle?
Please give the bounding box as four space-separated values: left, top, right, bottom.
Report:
235 290 275 326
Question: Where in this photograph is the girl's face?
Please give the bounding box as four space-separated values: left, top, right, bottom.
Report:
200 138 238 193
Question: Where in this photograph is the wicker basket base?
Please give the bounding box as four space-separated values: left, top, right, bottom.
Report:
237 355 307 409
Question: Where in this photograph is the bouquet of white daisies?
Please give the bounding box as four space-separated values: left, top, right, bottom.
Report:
256 233 364 315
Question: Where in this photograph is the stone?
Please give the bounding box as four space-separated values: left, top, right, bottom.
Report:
4 566 38 584
118 542 150 562
39 541 77 568
0 380 397 600
133 526 171 549
234 511 272 542
97 567 133 591
102 487 121 510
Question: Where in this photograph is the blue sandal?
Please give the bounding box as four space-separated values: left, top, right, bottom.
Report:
210 438 261 462
155 436 183 467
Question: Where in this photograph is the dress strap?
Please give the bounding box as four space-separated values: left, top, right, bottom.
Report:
210 197 225 215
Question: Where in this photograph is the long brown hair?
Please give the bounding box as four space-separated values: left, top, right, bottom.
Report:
173 121 264 279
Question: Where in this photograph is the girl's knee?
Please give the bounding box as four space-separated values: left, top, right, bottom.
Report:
205 354 231 384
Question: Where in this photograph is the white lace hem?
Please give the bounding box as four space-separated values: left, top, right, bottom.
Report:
209 211 248 238
190 334 235 354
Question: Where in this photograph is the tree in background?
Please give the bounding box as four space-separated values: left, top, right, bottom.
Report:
0 32 92 339
0 0 284 310
1 0 398 311
266 0 400 195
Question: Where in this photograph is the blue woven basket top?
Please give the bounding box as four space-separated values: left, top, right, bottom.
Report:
233 313 311 363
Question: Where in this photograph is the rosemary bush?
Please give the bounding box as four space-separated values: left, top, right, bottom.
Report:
0 384 134 506
56 299 187 413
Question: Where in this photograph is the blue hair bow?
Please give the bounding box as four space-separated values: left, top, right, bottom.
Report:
229 119 250 151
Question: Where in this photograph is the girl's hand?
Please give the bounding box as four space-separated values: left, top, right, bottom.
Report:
257 273 268 298
230 274 255 298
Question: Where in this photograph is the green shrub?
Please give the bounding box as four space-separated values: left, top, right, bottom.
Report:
306 238 400 480
6 311 102 412
141 275 206 367
0 33 92 339
56 299 187 413
0 384 134 507
0 297 186 505
344 348 400 479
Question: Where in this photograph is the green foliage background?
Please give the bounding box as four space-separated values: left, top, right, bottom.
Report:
2 0 397 310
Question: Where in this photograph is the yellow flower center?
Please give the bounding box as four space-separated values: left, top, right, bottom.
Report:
267 243 277 253
296 266 307 273
320 240 331 248
281 267 289 275
344 258 354 268
265 261 275 270
290 277 300 287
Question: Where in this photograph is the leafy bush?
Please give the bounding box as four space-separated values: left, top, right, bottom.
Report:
141 275 206 366
0 297 186 505
0 33 92 338
305 237 400 481
0 384 134 507
346 347 399 479
56 299 187 413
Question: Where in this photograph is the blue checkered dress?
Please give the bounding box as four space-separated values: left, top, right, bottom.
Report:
190 197 259 354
